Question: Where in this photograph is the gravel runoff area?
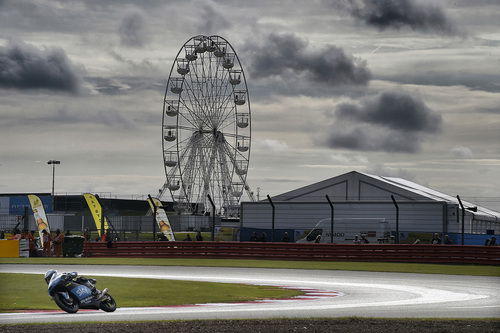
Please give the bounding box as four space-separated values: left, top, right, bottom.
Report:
1 319 499 333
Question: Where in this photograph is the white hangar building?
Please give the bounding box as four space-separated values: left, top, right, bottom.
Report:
240 171 500 244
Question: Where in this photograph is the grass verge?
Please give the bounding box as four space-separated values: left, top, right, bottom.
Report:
1 257 499 276
0 273 302 312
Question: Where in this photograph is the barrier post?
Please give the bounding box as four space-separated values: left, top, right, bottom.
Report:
391 195 399 244
267 195 275 242
148 194 157 241
207 194 216 241
326 195 334 243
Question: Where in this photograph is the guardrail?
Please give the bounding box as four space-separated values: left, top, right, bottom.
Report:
83 241 500 265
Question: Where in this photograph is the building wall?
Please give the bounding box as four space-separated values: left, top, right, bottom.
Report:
241 201 448 233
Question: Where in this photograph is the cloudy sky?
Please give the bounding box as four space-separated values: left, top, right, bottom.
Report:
1 0 499 210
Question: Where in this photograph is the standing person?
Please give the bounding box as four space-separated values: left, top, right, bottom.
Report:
259 232 267 242
249 232 258 242
21 229 36 257
53 229 65 257
28 230 37 257
83 229 91 241
489 237 497 246
431 233 441 244
196 231 203 241
360 234 370 244
353 235 361 245
183 234 192 241
42 229 52 257
282 232 290 242
314 234 322 243
443 235 452 244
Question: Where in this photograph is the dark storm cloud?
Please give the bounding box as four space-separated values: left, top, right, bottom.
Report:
323 91 442 153
0 41 82 93
119 11 148 47
335 91 441 133
194 1 232 34
246 33 371 87
379 71 500 93
337 0 458 35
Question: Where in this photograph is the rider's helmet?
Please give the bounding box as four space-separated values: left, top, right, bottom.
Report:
44 270 57 284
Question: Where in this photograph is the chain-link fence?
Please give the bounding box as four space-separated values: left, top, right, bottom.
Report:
0 214 226 241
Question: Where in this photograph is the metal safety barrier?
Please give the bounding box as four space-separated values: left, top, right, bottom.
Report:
83 241 500 265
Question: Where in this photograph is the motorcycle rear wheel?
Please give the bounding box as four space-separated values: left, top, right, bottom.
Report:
54 293 79 313
99 294 117 312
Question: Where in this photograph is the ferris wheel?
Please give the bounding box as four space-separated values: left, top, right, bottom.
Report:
160 35 254 216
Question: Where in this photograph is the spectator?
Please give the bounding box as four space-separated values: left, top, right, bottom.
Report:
83 229 91 241
21 229 37 257
443 235 452 244
12 228 21 240
53 229 65 257
249 232 258 242
431 233 441 244
259 232 267 242
0 230 4 239
42 230 52 257
104 230 113 248
158 233 168 241
282 232 290 242
360 234 370 244
489 237 497 246
353 235 361 245
196 231 203 241
28 230 38 257
314 234 321 243
183 234 192 241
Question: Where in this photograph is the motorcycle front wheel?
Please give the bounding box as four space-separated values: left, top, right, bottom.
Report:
99 294 117 312
54 293 79 313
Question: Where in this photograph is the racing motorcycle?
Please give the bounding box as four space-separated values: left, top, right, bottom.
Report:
45 270 117 313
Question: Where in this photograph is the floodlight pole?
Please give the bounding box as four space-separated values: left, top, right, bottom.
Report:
148 194 157 241
47 160 60 211
391 195 399 244
267 195 275 242
456 195 478 246
326 195 334 243
207 194 216 241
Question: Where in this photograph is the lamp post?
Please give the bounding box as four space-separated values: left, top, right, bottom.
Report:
47 160 60 210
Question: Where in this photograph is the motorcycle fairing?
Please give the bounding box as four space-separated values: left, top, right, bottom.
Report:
70 284 93 301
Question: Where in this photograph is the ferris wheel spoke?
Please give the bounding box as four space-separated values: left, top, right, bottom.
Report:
178 96 207 128
181 79 211 128
213 87 235 127
218 105 238 130
212 70 230 120
190 55 214 127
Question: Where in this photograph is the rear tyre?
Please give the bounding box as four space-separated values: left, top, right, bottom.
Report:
54 293 79 313
99 294 117 312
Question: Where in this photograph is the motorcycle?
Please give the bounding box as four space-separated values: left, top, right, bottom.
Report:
47 273 117 313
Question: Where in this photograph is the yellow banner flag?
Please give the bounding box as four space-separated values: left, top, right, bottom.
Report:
27 194 50 245
83 193 109 237
147 196 175 241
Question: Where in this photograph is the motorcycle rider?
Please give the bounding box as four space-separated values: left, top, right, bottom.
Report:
44 270 107 299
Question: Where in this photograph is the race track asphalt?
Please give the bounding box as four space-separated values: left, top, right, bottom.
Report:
0 264 499 324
